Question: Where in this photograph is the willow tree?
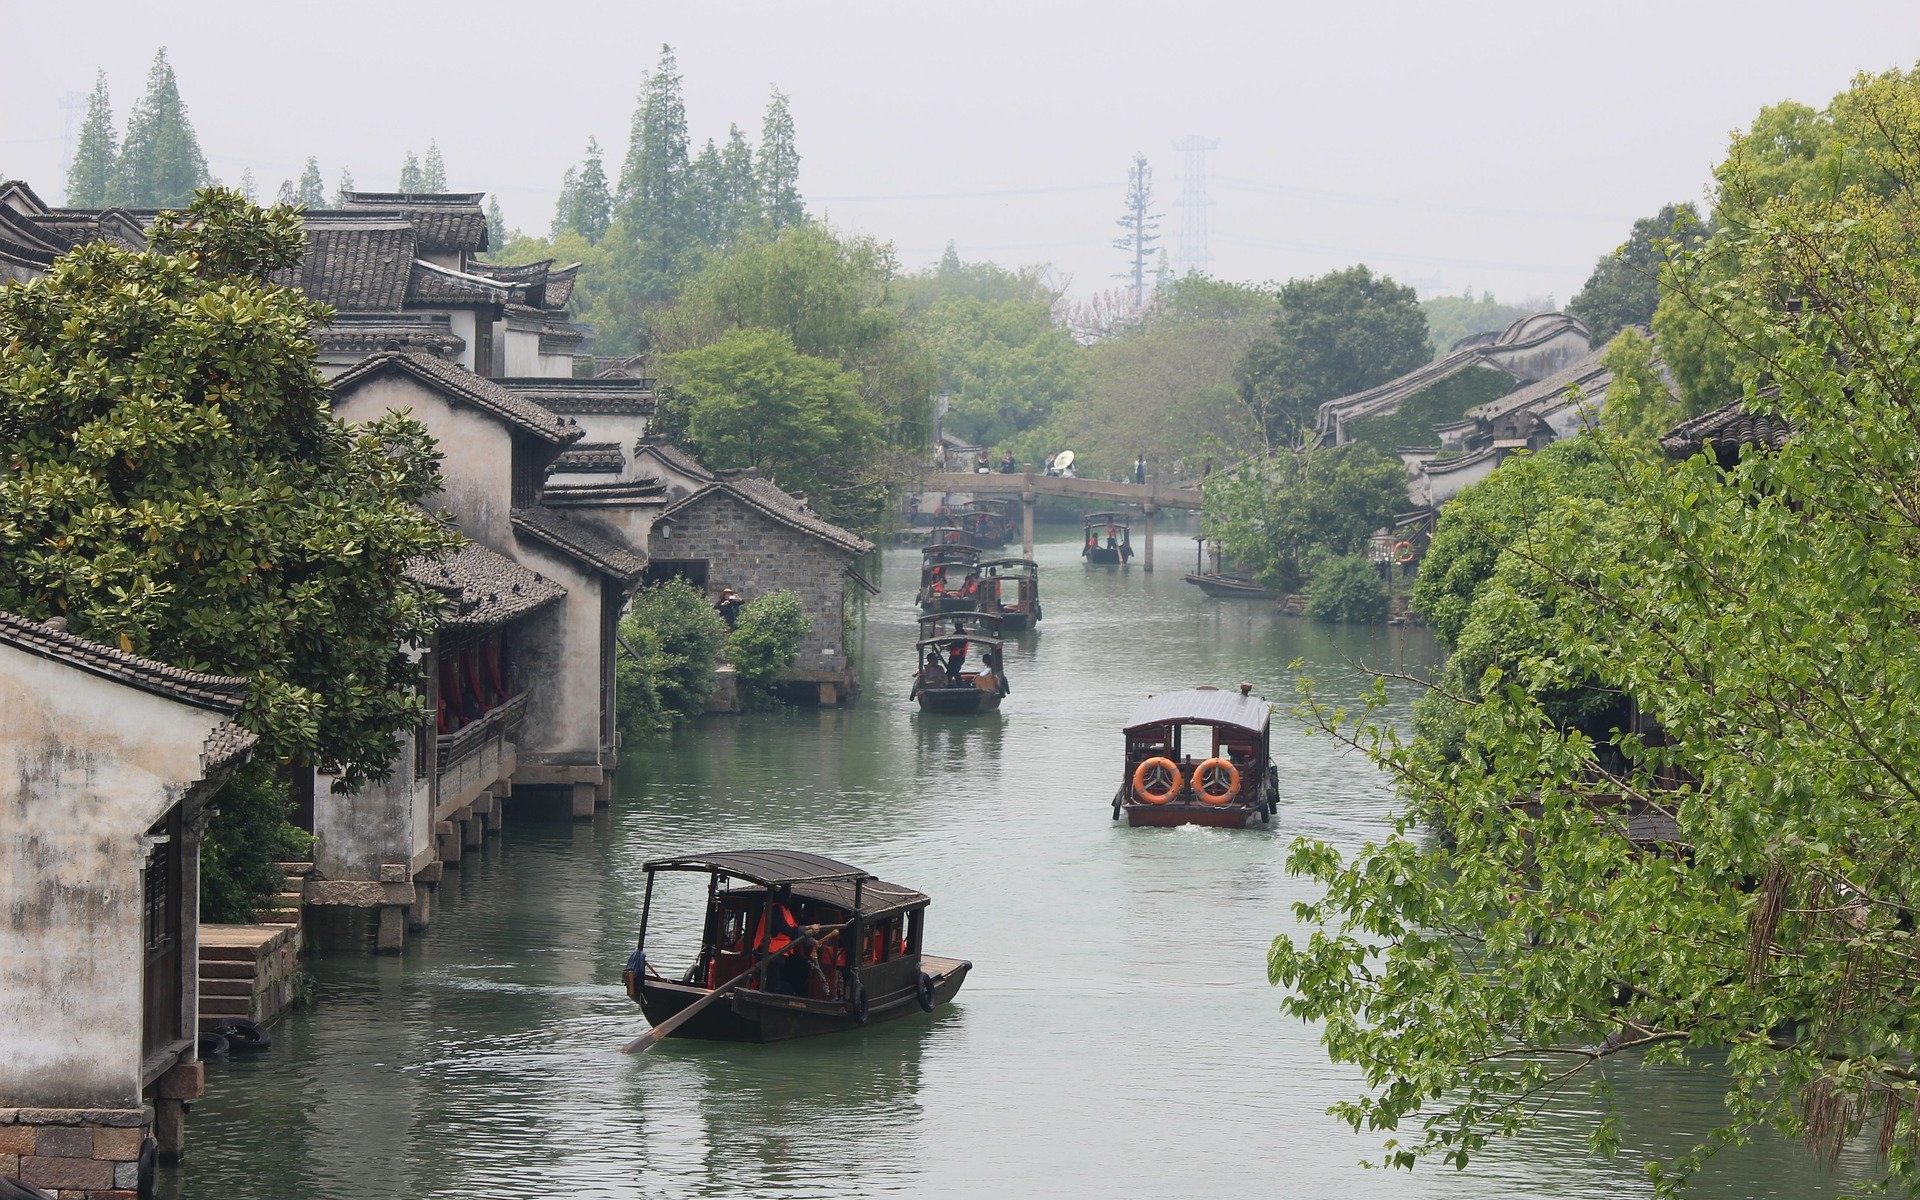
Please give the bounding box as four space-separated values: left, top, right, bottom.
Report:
1273 68 1920 1195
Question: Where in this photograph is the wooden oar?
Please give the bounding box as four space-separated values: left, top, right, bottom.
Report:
622 925 847 1055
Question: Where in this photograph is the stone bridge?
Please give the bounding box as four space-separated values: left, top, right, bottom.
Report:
918 472 1206 570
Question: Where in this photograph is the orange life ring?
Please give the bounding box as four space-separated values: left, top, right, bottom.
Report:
1393 540 1416 564
1194 758 1240 805
1131 757 1182 805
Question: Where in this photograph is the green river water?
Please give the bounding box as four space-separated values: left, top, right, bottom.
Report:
167 535 1872 1199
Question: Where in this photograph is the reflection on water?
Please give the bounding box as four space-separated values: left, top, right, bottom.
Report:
171 534 1868 1199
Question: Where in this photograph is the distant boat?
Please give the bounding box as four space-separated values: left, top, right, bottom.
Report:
1081 511 1133 566
1182 572 1277 600
981 557 1042 630
626 850 971 1043
916 543 983 615
912 611 1008 714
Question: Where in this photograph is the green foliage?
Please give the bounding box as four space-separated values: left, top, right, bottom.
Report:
1596 328 1679 446
665 328 882 528
618 45 694 254
1202 443 1406 590
1567 204 1703 344
898 243 1059 315
555 138 613 242
918 296 1081 448
1044 274 1272 479
1304 553 1388 623
1339 362 1515 453
66 71 120 207
199 760 312 925
1275 67 1920 1193
1410 436 1623 645
756 89 803 232
1418 289 1538 357
420 142 447 191
727 590 809 705
117 49 209 209
397 150 422 192
0 187 456 785
333 168 354 206
1235 265 1430 448
616 578 729 730
295 158 325 209
485 198 505 251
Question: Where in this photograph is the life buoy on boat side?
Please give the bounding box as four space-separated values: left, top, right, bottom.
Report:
1131 757 1182 805
917 971 938 1013
1194 758 1240 805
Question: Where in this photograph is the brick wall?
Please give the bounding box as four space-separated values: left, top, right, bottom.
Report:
0 1106 150 1198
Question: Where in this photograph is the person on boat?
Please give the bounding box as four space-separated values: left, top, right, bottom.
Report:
912 650 949 699
945 640 968 684
960 571 980 600
752 899 834 995
974 649 1007 696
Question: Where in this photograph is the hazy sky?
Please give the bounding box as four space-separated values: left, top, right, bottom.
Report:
3 1 1917 304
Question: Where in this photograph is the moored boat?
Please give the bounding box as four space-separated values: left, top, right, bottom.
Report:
1111 685 1277 828
1183 572 1277 600
1082 511 1134 566
624 850 971 1043
981 558 1042 630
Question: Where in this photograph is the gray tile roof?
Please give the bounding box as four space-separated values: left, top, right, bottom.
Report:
202 719 260 773
510 506 648 584
496 378 657 416
0 611 249 712
633 437 713 482
1467 342 1614 422
664 472 875 556
549 442 626 475
339 192 489 254
408 260 514 307
1660 394 1792 462
314 312 463 359
405 541 567 630
330 351 585 445
276 218 416 309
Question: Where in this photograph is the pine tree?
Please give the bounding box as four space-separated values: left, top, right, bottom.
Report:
552 165 580 237
66 71 119 207
117 48 211 208
756 88 803 231
615 45 692 247
276 178 298 205
1153 247 1174 293
296 157 325 208
1111 153 1162 308
720 123 756 241
397 151 423 193
571 138 612 243
236 168 258 202
421 141 447 191
688 138 725 246
486 197 506 250
334 167 356 205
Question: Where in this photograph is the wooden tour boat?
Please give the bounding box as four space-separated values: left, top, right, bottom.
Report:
1082 511 1134 566
911 620 1008 713
624 850 971 1044
1183 572 1278 600
1111 685 1278 828
981 558 1042 630
916 543 984 615
955 500 1015 548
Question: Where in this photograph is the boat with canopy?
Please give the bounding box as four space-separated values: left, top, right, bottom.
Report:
1111 685 1277 828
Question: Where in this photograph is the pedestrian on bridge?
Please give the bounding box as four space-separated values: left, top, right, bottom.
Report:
1133 453 1146 485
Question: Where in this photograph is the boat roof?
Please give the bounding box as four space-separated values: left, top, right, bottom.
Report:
922 543 980 559
1084 511 1130 524
918 611 1004 635
1123 688 1272 735
981 557 1038 572
916 634 1003 651
790 877 929 919
645 849 870 886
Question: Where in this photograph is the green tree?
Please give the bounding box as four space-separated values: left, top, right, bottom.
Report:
688 137 727 246
1419 288 1539 356
421 141 447 191
1567 203 1703 343
116 48 210 208
618 46 693 244
485 197 506 251
1595 328 1679 446
334 167 355 205
66 71 120 208
0 187 456 785
1201 442 1406 590
565 138 613 243
295 157 325 208
198 759 314 924
397 150 423 192
720 123 758 241
917 295 1081 449
1273 67 1920 1194
756 88 803 232
616 578 729 729
553 166 579 237
666 328 881 527
1304 553 1389 622
727 590 809 706
897 243 1059 315
1235 265 1429 448
1410 435 1622 645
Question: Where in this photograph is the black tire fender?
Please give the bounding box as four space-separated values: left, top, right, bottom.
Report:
214 1017 270 1054
196 1030 230 1059
850 983 870 1025
916 971 938 1014
137 1136 157 1200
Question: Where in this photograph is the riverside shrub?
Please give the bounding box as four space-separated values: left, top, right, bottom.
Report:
1304 554 1389 623
728 590 809 705
616 579 729 731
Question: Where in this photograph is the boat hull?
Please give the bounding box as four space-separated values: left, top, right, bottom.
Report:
1121 800 1260 828
918 687 1003 714
637 956 972 1043
917 594 981 616
1183 573 1277 600
1084 548 1124 566
995 608 1032 631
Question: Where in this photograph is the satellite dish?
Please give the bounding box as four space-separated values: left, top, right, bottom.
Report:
1053 450 1076 471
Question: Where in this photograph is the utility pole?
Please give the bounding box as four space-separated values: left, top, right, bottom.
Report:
1111 153 1162 309
57 91 86 184
1172 135 1218 277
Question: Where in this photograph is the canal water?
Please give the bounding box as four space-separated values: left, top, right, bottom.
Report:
170 534 1870 1199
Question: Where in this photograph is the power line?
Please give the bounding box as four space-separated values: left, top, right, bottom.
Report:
1172 135 1218 275
1213 176 1634 225
813 182 1112 203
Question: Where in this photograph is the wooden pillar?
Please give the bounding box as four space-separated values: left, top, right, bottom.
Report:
1021 476 1035 559
1143 505 1156 573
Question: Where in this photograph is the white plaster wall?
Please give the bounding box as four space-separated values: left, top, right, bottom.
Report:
504 330 541 378
313 727 430 882
332 374 517 547
1426 453 1502 507
0 644 226 1108
1486 328 1590 384
442 311 477 372
535 350 576 379
505 544 606 766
